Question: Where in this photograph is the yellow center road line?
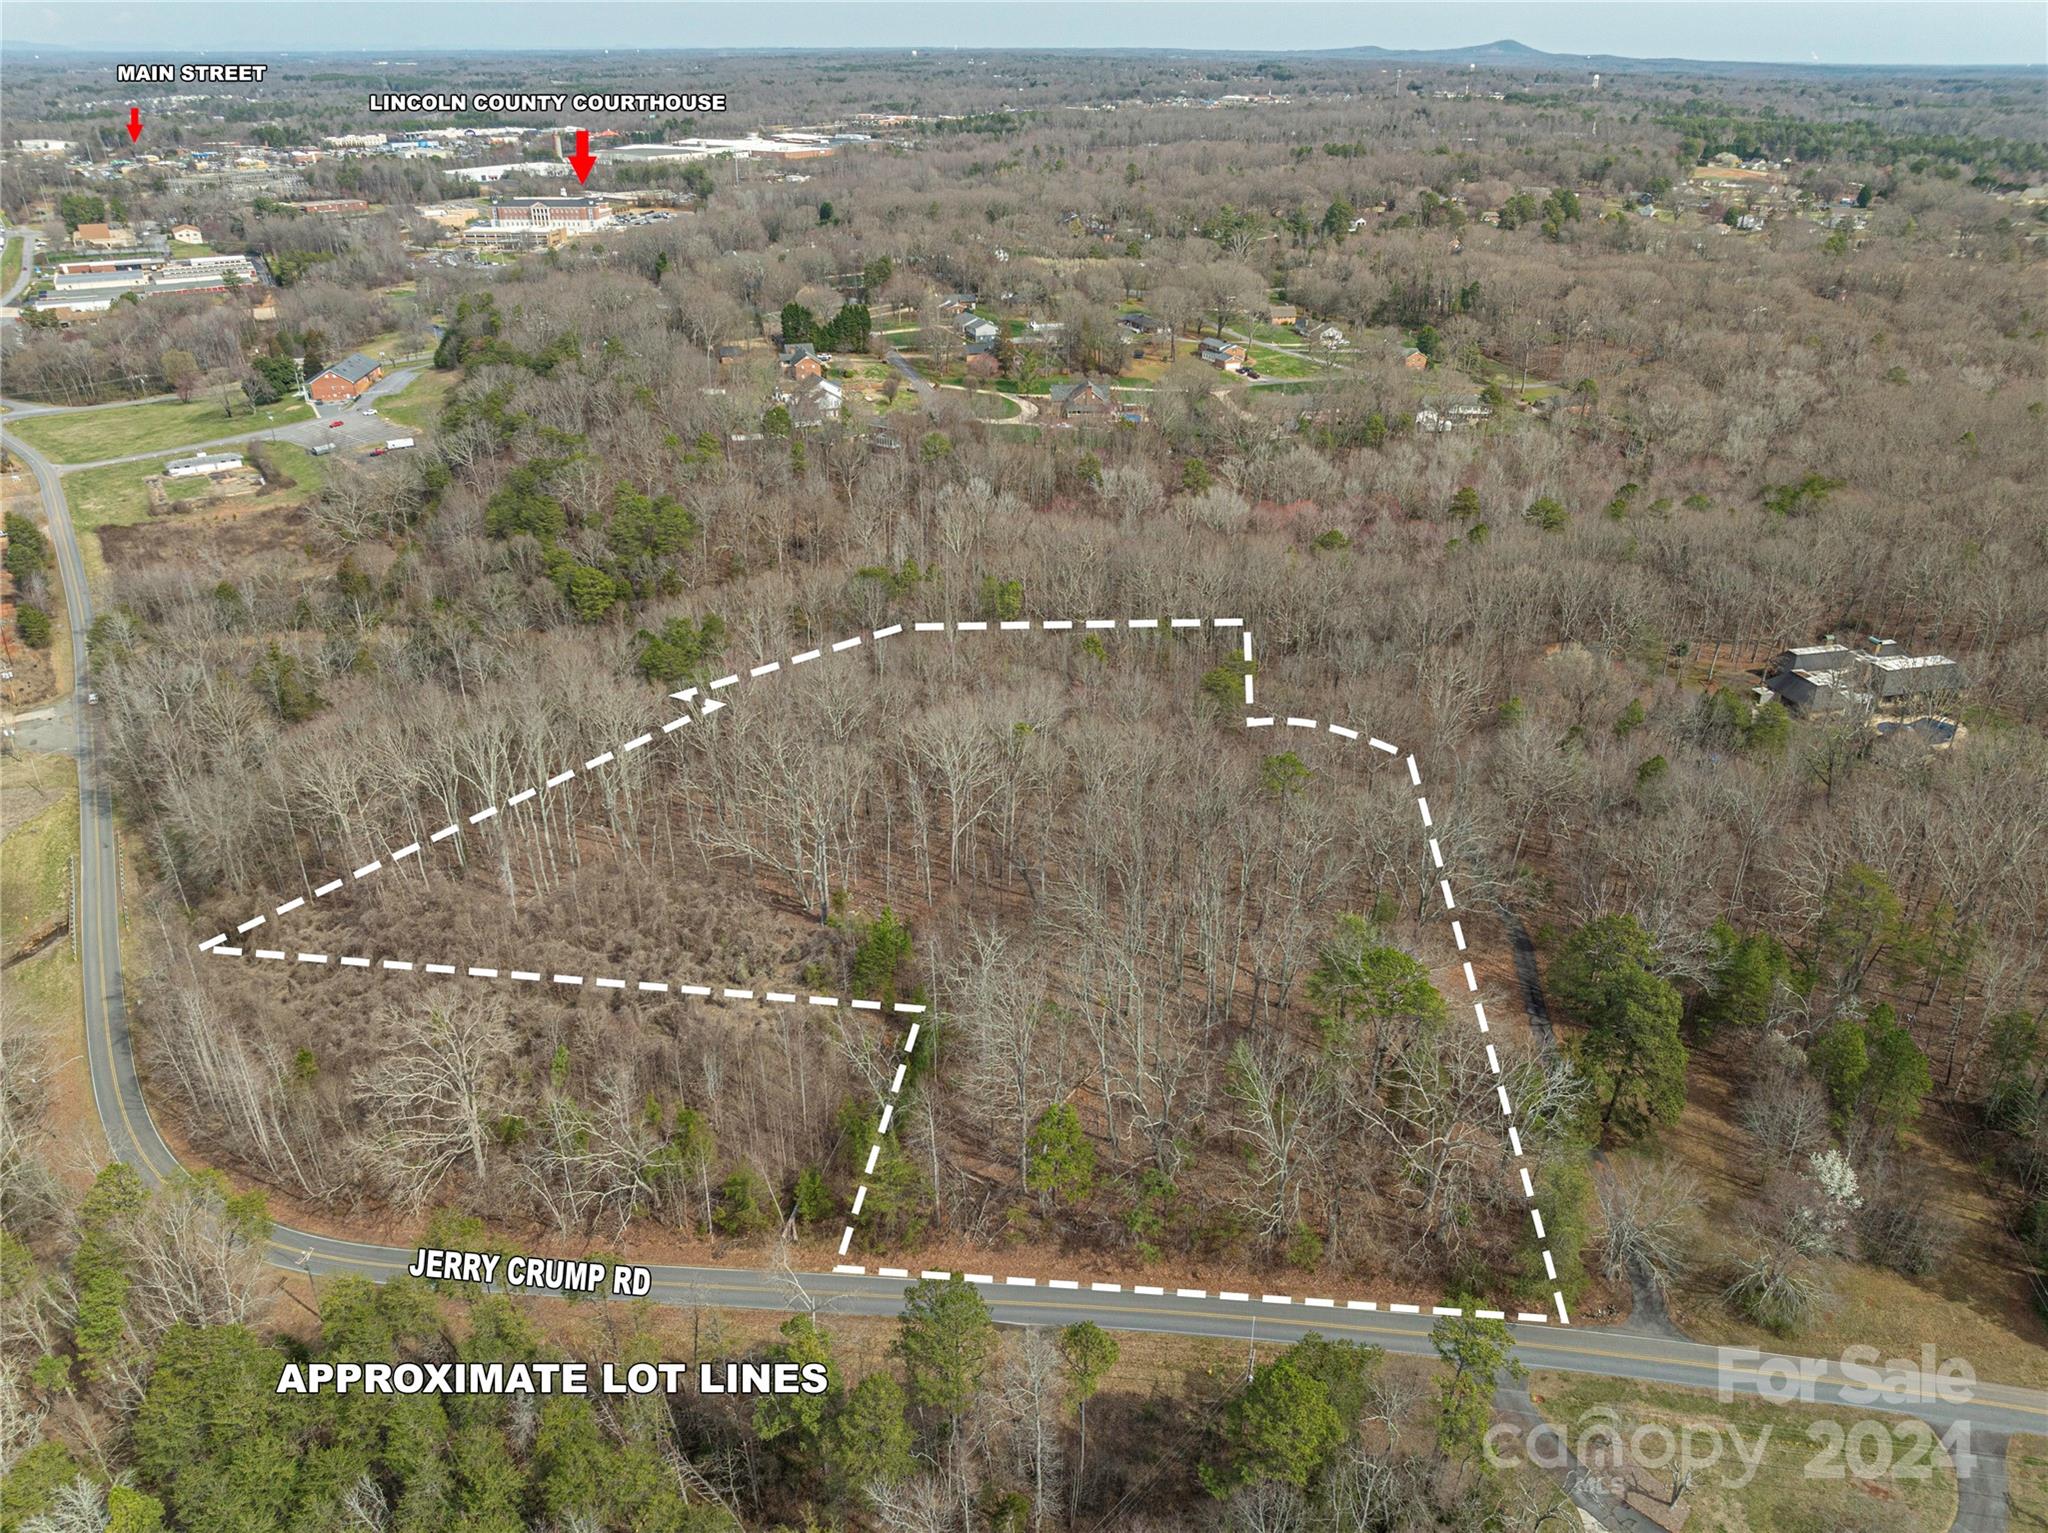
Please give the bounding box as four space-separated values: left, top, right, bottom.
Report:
29 423 2038 1435
261 1244 2048 1421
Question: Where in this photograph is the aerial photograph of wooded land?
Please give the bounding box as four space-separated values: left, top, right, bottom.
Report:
0 1 2044 1529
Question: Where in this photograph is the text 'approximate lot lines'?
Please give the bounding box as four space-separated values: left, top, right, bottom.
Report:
206 614 1564 1324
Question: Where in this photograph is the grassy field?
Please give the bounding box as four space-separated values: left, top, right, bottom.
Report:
1529 1373 1958 1533
0 749 92 1169
375 370 456 431
1469 352 1563 401
63 458 210 534
252 442 331 499
960 389 1023 419
60 440 328 592
1 235 22 291
167 239 213 257
1245 344 1323 379
1240 319 1305 345
357 329 436 366
2013 1434 2048 1531
65 440 330 532
12 393 312 463
0 751 77 952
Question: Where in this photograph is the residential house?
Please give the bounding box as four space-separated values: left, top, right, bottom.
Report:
1049 379 1118 420
1118 311 1167 334
170 223 204 243
715 344 745 367
1399 348 1428 370
1863 650 1965 702
1762 639 1964 716
1294 318 1344 346
780 343 825 382
963 350 1001 381
937 293 977 315
784 377 844 428
959 314 999 345
1414 407 1453 434
1266 304 1298 326
1198 337 1247 369
308 352 384 402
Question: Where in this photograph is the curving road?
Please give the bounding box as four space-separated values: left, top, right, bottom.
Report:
0 387 2037 1530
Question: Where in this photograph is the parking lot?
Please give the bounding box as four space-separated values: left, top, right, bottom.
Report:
271 368 425 458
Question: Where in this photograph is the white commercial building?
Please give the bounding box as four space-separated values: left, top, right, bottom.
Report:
164 451 243 478
446 161 571 183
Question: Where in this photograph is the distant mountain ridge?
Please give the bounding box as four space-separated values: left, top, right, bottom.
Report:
1325 38 1552 62
1314 36 2037 74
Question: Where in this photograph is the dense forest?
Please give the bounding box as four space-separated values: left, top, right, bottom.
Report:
2 41 2045 1533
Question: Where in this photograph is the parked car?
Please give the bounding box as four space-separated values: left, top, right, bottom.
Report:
328 419 345 428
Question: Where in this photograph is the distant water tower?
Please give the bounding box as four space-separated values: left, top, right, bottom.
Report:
1592 72 1602 89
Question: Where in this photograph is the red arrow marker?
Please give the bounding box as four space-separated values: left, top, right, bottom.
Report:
126 107 143 143
566 128 596 184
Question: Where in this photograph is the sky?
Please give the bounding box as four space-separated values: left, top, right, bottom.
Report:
1 1 2042 67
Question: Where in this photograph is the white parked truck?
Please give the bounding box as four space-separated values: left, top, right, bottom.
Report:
384 437 415 450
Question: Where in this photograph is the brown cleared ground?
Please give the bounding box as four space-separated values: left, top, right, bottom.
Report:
1659 1036 2048 1391
98 500 313 577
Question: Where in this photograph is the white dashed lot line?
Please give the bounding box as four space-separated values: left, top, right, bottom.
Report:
204 618 1246 950
205 616 1564 1324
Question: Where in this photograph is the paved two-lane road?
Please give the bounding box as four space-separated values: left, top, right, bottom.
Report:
0 388 2036 1533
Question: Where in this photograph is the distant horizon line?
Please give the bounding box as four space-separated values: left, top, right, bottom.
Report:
3 38 2043 71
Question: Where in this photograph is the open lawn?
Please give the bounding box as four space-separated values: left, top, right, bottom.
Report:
0 750 77 953
0 748 95 1172
167 239 214 257
60 441 328 592
11 393 312 463
1244 344 1323 379
1529 1373 1958 1533
376 370 456 432
958 389 1023 420
63 458 211 534
1 236 22 291
1240 319 1306 345
356 328 435 366
1469 352 1563 401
